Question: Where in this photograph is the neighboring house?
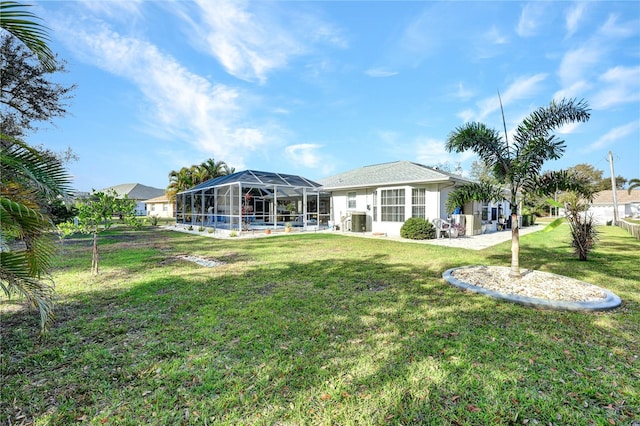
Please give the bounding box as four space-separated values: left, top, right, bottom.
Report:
319 161 502 237
588 190 640 224
99 183 165 216
143 194 174 218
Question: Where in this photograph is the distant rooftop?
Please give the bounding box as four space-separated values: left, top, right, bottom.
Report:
318 161 472 189
99 183 165 200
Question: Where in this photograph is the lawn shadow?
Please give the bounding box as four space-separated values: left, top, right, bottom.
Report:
2 228 638 424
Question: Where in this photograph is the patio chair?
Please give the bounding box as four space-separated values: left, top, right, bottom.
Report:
432 218 452 239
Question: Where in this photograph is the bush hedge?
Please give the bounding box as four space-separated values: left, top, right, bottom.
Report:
401 217 436 240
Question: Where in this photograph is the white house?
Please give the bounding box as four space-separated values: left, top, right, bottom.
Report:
318 161 491 237
588 190 640 224
99 183 165 216
143 194 174 218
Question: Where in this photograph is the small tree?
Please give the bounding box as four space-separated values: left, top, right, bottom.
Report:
446 97 591 277
546 191 598 261
73 190 138 275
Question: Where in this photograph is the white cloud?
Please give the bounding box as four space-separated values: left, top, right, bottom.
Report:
55 23 270 167
553 80 591 101
365 68 399 78
516 3 547 37
78 0 144 19
454 83 474 101
583 121 639 153
457 109 475 123
557 122 580 135
284 143 335 175
591 66 640 109
599 14 638 38
179 0 346 83
415 138 475 166
557 46 603 88
485 26 508 45
565 2 586 38
285 144 322 168
475 74 548 121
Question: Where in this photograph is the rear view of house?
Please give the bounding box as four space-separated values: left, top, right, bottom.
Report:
319 161 475 237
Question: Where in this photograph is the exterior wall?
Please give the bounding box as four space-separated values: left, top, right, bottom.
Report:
330 189 375 232
588 203 637 225
146 201 175 218
134 201 146 216
329 184 445 237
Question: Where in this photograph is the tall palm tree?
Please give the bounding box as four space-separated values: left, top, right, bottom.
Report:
446 98 591 277
0 1 56 71
166 166 195 201
628 178 640 195
1 2 70 331
166 158 234 201
1 136 71 331
198 158 228 182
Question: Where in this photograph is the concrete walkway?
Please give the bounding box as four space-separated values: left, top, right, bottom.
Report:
337 225 545 250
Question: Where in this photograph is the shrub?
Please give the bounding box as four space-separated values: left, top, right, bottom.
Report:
207 228 214 234
149 215 159 226
401 217 436 240
198 226 205 232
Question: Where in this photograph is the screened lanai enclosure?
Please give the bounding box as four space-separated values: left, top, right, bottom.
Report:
176 170 331 234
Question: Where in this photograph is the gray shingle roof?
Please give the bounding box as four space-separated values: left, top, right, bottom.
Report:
100 183 165 201
318 161 472 189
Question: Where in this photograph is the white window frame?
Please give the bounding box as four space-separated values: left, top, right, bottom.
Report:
381 188 405 222
347 192 356 209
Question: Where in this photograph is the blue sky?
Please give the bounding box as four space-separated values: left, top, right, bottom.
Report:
31 1 640 192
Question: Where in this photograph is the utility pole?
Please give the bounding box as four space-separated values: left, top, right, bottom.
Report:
609 151 619 225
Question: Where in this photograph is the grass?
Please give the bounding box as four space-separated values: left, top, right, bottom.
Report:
1 225 639 425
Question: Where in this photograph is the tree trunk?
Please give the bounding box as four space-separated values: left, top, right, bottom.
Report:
91 232 99 275
510 212 521 278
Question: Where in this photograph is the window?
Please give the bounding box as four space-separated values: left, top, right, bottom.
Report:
412 188 426 218
481 202 489 221
347 192 356 209
163 203 168 212
381 189 405 222
150 204 156 212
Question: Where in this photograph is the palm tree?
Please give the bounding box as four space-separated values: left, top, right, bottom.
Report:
198 158 228 182
166 166 195 201
1 136 71 331
628 178 640 195
166 158 234 201
0 1 56 71
446 98 591 277
1 2 70 332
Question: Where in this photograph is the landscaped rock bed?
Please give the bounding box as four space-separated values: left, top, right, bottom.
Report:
178 255 225 268
443 265 622 311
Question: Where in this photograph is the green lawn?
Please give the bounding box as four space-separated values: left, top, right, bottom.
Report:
1 226 639 425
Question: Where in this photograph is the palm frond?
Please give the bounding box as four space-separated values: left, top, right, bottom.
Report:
1 134 72 200
525 170 594 201
446 122 508 172
512 98 590 152
0 1 56 71
445 182 504 213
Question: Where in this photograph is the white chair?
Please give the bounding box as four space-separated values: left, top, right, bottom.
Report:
432 218 452 239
